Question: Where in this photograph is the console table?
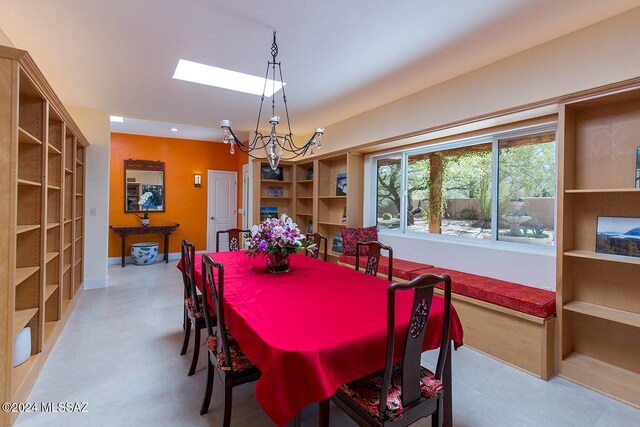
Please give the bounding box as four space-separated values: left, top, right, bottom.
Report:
110 223 180 267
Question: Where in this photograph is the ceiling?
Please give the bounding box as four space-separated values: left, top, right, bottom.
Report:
1 0 640 142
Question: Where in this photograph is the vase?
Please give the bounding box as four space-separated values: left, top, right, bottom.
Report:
131 242 159 265
266 253 290 273
141 218 150 227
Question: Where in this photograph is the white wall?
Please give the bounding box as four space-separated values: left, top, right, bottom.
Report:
320 7 640 152
0 27 13 47
66 106 111 289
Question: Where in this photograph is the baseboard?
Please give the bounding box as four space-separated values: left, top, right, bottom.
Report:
83 277 108 289
107 250 206 266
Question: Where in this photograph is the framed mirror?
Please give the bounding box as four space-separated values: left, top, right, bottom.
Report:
124 159 165 212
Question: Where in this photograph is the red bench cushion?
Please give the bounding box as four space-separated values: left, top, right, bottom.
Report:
338 255 433 281
408 267 555 318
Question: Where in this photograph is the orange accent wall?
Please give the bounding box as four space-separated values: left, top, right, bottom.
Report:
109 133 248 257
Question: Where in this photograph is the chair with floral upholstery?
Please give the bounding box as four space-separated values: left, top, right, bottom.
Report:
322 273 453 427
199 254 261 424
356 241 394 281
306 232 328 261
180 239 216 376
216 228 250 252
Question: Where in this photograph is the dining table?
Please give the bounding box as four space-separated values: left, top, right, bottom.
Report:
180 251 464 426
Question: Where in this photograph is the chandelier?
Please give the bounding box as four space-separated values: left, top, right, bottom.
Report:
220 30 324 170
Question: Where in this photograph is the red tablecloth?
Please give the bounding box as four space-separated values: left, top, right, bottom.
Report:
179 252 463 426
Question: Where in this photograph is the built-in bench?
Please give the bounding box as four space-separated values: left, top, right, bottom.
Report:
338 254 556 379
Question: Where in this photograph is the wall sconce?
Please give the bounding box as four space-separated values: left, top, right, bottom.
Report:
194 173 202 187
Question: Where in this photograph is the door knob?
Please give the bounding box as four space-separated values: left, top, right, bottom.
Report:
210 217 215 220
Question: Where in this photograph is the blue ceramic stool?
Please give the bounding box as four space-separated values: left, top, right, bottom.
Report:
131 242 159 265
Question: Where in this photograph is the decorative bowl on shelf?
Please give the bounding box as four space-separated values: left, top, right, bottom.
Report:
13 327 31 367
130 242 159 265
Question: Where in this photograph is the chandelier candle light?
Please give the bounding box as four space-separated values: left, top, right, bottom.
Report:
220 30 324 170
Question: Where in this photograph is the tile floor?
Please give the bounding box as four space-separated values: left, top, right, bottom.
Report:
14 260 640 427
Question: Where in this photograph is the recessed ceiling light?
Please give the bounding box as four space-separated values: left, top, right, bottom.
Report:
170 128 178 132
110 115 124 123
172 59 285 97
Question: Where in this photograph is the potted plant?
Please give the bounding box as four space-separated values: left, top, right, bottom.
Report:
136 191 154 226
245 214 310 273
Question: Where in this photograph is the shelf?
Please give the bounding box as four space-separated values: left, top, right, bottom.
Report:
63 263 71 273
45 285 58 301
12 354 39 395
64 243 72 251
13 308 38 336
565 188 640 194
297 179 313 184
297 213 313 216
17 178 41 187
16 224 40 234
564 300 640 328
76 159 83 166
261 179 291 183
47 185 61 190
75 193 83 197
45 252 59 263
64 219 72 224
260 197 292 200
18 127 42 145
564 250 640 266
318 221 346 227
64 168 73 174
318 195 347 199
14 266 39 287
46 222 60 229
559 352 640 407
47 144 61 155
44 321 57 343
74 258 82 266
76 216 83 220
75 236 82 242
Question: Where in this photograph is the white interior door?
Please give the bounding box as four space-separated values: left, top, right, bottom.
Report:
242 163 250 230
207 170 237 252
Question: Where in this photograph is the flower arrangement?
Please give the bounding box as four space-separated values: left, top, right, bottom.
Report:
136 191 154 220
245 214 310 258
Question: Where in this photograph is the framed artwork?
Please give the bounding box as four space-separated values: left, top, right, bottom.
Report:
635 147 639 188
336 173 347 196
596 216 640 258
267 186 284 197
261 165 283 181
307 166 314 180
260 207 278 222
332 235 343 253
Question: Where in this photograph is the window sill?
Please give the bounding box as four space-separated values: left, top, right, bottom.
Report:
378 229 556 256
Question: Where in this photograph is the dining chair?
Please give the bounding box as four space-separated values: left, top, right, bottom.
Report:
199 254 262 424
306 232 328 261
356 240 394 281
322 273 452 427
216 228 250 252
180 239 216 376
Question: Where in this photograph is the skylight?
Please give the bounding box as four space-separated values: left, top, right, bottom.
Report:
172 59 285 96
110 115 124 123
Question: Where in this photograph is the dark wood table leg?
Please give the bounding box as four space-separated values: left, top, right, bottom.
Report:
121 235 126 267
164 233 169 263
443 341 453 427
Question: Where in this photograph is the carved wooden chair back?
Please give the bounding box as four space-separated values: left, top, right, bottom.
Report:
201 254 233 368
379 274 452 416
355 240 393 281
180 239 201 314
306 232 328 261
216 228 250 252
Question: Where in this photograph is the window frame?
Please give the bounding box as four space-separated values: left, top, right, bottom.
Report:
370 122 558 252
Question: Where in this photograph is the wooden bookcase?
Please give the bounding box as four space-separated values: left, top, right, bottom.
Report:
251 153 364 263
556 86 640 409
0 46 89 426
